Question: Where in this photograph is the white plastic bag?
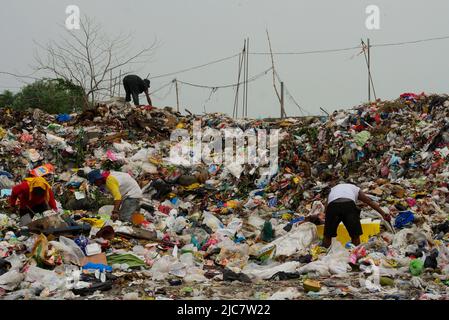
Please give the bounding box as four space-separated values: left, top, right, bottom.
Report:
49 236 85 266
242 261 300 280
113 140 137 153
298 240 350 276
25 266 66 292
308 201 325 216
269 287 301 300
271 222 317 257
0 269 24 291
202 212 224 231
150 255 178 281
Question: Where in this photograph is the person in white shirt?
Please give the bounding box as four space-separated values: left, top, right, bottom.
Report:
322 182 390 248
87 169 143 222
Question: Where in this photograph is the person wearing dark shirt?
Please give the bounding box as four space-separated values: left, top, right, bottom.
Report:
122 75 152 106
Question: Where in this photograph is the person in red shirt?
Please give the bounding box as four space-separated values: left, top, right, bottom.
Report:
9 177 57 221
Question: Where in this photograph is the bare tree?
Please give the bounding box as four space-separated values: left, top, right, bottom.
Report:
34 15 158 109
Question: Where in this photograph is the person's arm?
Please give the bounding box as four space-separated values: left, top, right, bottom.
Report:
105 176 122 220
48 189 58 211
358 191 390 220
145 89 152 106
9 184 21 208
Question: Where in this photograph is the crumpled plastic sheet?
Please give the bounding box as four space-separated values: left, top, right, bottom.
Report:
298 241 350 276
270 222 317 257
242 261 300 280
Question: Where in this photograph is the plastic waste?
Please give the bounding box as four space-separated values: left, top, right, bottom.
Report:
298 241 350 276
202 211 224 231
49 236 85 266
261 221 274 242
394 211 415 229
409 259 424 276
271 222 317 257
25 266 66 292
242 261 300 280
269 287 301 300
0 269 24 291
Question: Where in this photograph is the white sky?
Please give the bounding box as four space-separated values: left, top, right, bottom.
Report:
1 0 449 117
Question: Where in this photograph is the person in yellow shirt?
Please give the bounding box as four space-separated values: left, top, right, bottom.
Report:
87 170 142 222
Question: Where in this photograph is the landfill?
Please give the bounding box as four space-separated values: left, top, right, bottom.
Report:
0 93 449 300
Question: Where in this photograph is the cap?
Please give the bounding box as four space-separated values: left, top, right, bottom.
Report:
87 169 103 184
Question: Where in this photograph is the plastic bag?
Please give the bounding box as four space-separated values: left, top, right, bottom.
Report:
172 216 188 233
113 140 137 153
354 130 371 147
271 222 317 257
25 266 66 292
0 176 14 189
394 211 414 229
46 133 67 149
308 201 325 216
298 240 350 276
242 261 300 280
31 234 52 267
216 239 249 270
0 269 24 291
202 212 224 231
215 218 243 240
98 205 114 216
150 255 178 281
269 287 301 300
248 214 265 228
49 236 85 266
130 148 156 162
184 267 207 283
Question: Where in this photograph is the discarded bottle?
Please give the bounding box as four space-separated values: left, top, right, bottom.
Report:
409 259 424 276
261 221 274 242
424 249 439 269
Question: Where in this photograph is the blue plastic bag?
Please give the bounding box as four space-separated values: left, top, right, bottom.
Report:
82 262 112 272
56 114 72 123
394 211 415 229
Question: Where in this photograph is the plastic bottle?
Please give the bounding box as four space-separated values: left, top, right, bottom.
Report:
261 221 274 242
409 259 424 276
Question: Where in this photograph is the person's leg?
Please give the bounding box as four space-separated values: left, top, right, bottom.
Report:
124 81 131 102
341 202 363 246
132 92 140 106
322 236 332 248
31 203 49 214
351 236 361 246
119 198 141 222
19 207 33 226
322 202 341 248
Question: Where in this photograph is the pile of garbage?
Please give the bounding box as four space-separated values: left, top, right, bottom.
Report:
1 93 449 300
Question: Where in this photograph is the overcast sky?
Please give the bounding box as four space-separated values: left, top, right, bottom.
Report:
1 0 449 118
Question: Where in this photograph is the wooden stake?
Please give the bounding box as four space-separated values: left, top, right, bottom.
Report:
233 52 243 118
242 39 246 118
118 70 122 96
175 79 180 112
368 38 371 102
245 37 249 118
281 81 285 119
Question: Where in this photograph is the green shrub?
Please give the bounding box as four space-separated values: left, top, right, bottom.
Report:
11 79 85 114
0 90 15 108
